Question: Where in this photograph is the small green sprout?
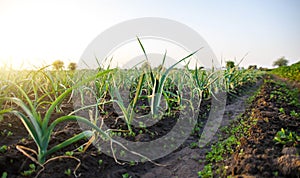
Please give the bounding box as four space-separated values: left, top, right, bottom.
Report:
1 172 8 178
198 163 213 178
77 145 84 152
0 145 8 153
65 151 74 156
64 168 71 176
274 128 300 146
290 110 299 117
6 131 13 137
98 159 103 166
279 107 285 114
122 173 132 178
21 164 36 176
190 142 198 149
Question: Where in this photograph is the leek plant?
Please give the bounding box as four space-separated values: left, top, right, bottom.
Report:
192 66 220 110
3 70 112 164
109 37 198 134
137 37 198 117
110 73 145 134
30 66 74 112
193 66 219 99
224 66 240 91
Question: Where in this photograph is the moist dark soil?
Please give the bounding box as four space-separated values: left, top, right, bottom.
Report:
0 79 281 178
220 75 300 178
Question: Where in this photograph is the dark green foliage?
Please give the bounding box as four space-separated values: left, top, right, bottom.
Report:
271 61 300 82
273 57 288 67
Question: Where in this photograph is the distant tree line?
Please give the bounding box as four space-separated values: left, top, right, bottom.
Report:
225 56 291 70
51 57 292 71
52 60 77 71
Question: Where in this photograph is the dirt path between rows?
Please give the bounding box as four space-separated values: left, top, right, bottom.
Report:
134 81 263 178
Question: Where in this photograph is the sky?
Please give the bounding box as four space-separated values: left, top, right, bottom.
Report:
0 0 299 69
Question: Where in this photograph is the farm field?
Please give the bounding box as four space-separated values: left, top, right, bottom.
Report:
0 60 299 178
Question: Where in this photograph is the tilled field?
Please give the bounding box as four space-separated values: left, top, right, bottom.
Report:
210 76 300 177
0 75 299 178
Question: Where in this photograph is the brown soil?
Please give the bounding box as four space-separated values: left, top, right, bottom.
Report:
222 76 300 178
0 80 272 178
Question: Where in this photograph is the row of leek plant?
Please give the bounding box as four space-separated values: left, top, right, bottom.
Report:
0 66 261 165
1 70 113 164
0 66 76 114
87 41 262 136
223 66 262 93
106 38 199 134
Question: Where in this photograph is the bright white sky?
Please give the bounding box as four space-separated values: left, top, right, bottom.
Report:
0 0 299 69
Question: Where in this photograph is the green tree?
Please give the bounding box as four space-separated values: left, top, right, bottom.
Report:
68 62 77 71
273 57 288 67
52 60 64 70
226 61 235 68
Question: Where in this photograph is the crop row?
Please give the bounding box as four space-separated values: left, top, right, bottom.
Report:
0 42 263 176
199 76 300 177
